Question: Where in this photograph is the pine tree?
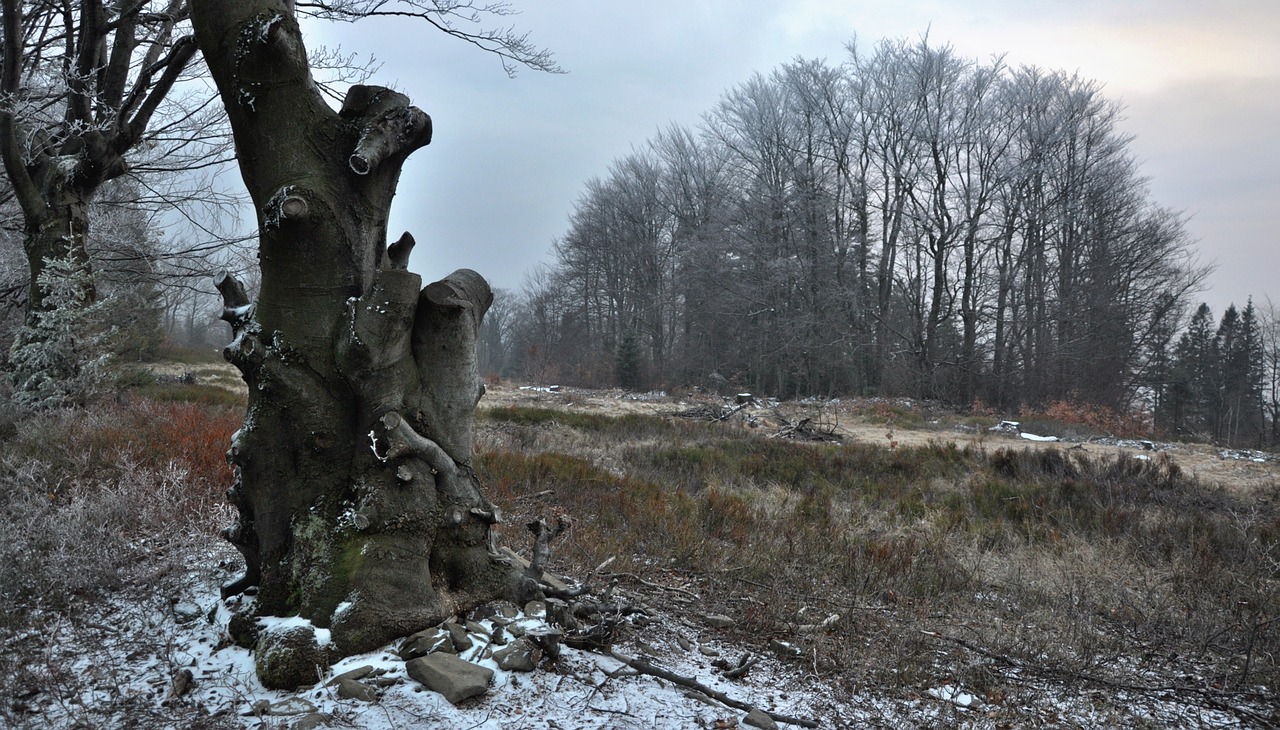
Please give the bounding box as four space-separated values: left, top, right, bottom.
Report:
8 255 111 408
1217 300 1266 446
615 328 644 390
1169 303 1215 438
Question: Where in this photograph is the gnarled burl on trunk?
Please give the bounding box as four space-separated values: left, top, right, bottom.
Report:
193 0 526 682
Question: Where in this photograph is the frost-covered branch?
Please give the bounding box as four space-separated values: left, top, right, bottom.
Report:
294 0 562 77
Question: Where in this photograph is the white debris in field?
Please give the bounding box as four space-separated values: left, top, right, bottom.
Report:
1218 448 1274 463
1019 432 1059 442
928 684 980 709
990 420 1021 434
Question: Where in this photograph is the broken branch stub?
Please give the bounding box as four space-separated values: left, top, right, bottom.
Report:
214 270 252 326
380 411 453 478
386 231 415 270
350 105 432 175
279 194 308 220
412 268 493 464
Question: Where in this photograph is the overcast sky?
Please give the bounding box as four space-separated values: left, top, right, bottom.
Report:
304 1 1280 315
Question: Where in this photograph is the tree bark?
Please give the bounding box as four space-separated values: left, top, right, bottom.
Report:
192 0 520 670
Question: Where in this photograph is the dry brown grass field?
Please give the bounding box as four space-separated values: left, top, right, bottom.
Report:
0 371 1275 727
475 383 1279 726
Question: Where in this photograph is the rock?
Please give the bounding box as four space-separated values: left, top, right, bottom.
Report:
251 697 320 716
291 713 330 730
255 624 329 690
768 639 802 657
743 708 778 729
699 646 720 657
493 639 537 672
335 678 377 702
400 627 454 660
674 634 693 651
524 600 547 619
490 625 508 646
464 620 490 637
405 653 494 705
170 668 194 698
445 621 473 653
173 602 203 625
226 606 260 648
703 613 736 629
327 664 374 685
473 600 521 621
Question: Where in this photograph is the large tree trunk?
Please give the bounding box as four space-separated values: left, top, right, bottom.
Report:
192 0 522 678
20 188 97 314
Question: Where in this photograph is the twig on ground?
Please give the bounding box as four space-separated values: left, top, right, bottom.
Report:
606 572 702 601
609 650 820 728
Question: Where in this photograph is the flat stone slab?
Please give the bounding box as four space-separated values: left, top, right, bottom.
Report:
400 627 454 660
493 640 536 672
335 678 377 702
327 664 374 685
405 653 493 705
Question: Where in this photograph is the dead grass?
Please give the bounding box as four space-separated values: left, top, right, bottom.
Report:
0 399 239 613
0 398 244 727
1 388 1274 726
477 405 1280 725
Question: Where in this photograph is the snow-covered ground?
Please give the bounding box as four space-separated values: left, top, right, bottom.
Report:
2 536 1266 729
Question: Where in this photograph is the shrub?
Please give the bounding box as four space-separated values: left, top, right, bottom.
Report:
1022 399 1150 439
0 399 240 612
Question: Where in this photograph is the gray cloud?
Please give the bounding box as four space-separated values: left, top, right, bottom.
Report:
1123 77 1280 311
296 3 1276 311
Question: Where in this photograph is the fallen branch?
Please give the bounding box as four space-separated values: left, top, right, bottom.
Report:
605 572 702 601
713 653 759 679
609 650 820 728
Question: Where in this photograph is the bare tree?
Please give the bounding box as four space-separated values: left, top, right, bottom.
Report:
0 0 200 315
189 0 556 686
527 34 1205 414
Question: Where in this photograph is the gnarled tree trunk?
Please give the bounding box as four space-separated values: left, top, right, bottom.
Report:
192 0 522 679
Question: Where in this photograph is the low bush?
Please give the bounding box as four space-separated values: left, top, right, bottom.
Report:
0 400 240 615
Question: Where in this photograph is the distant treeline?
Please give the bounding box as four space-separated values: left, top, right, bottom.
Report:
482 37 1275 446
